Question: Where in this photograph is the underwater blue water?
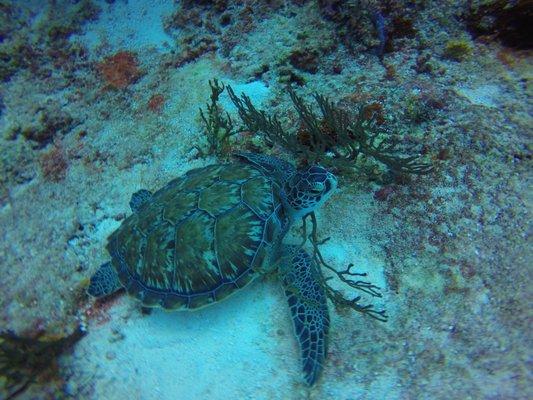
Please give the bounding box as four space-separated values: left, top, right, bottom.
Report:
0 1 531 399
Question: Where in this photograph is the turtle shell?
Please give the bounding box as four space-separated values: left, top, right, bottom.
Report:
107 163 284 310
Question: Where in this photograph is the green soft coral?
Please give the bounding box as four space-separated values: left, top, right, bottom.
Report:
197 79 236 158
225 85 432 175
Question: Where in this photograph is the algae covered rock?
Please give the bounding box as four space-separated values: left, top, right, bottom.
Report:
0 326 85 399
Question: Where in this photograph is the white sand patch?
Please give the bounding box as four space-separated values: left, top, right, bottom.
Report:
219 80 271 112
320 239 387 294
71 0 175 55
455 84 502 108
67 281 304 399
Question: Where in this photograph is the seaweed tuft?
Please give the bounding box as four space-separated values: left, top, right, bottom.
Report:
197 79 237 159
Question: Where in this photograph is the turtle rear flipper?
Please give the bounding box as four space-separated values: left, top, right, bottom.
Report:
87 262 122 298
281 246 330 386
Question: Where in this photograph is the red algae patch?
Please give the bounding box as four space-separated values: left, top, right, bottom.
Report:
97 51 141 89
39 144 69 182
147 94 165 113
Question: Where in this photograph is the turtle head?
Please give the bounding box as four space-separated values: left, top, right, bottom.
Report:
284 165 337 219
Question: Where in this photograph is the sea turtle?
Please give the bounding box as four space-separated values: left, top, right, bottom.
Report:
88 152 338 385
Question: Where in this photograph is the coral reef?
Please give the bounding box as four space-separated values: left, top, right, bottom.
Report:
302 212 387 321
466 0 533 49
10 103 76 149
317 0 423 57
288 49 320 73
0 1 99 82
443 39 473 61
39 143 69 182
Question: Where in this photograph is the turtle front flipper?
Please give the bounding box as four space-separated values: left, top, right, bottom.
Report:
87 262 122 298
129 189 153 213
280 246 330 386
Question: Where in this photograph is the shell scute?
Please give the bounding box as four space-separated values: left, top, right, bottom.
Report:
242 175 275 220
161 191 197 224
179 164 224 191
215 204 265 279
143 221 175 289
135 204 164 236
160 293 189 310
217 163 261 182
173 210 220 293
198 180 241 216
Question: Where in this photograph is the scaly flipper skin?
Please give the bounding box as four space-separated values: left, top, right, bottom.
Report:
281 245 330 385
87 262 122 298
129 189 153 213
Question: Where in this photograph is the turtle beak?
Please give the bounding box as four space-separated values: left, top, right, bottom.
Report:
322 172 337 202
326 173 337 193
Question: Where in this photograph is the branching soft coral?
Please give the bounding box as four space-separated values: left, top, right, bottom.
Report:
300 212 388 321
226 85 432 175
197 79 237 158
